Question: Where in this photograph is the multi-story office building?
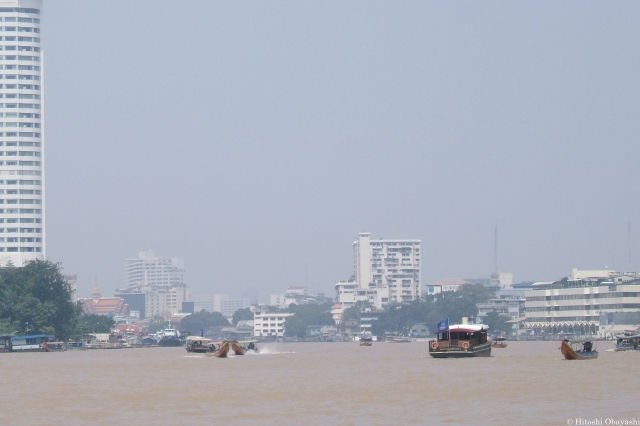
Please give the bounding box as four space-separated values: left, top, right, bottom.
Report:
0 1 44 267
525 270 640 335
125 251 185 289
336 232 421 309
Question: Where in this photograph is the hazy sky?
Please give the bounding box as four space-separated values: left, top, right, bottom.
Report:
44 1 640 301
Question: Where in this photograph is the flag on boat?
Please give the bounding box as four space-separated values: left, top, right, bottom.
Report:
437 318 449 332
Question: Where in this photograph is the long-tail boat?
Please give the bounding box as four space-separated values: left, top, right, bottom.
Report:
207 341 230 358
560 338 598 360
42 341 67 352
231 341 245 355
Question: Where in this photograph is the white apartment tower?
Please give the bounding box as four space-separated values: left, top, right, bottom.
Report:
0 0 44 267
336 233 421 309
125 251 185 289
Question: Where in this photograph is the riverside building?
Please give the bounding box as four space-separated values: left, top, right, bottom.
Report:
0 0 44 267
335 232 421 310
525 269 640 336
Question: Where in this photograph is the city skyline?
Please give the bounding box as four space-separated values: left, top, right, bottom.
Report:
40 1 640 299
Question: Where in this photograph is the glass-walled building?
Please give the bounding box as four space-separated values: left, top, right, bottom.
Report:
0 0 43 267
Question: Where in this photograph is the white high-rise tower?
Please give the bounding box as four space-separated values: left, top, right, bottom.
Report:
0 0 43 267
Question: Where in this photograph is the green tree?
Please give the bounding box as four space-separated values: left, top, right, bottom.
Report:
283 304 334 339
232 308 253 326
484 311 513 335
78 314 115 334
0 260 79 340
368 284 495 336
179 310 230 335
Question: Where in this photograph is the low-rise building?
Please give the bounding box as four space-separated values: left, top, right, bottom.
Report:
253 311 294 338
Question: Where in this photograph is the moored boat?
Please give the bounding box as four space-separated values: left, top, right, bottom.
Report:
429 324 491 358
560 338 598 360
10 334 55 352
159 323 182 347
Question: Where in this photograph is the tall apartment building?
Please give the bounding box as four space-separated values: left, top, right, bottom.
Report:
117 251 189 318
336 232 421 309
125 251 185 289
0 1 44 267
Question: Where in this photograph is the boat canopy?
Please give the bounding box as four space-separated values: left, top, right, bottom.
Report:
185 336 212 342
442 324 489 333
237 339 258 344
566 337 597 343
615 332 640 339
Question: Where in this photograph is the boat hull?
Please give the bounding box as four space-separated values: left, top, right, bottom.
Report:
560 341 598 360
360 342 372 346
207 341 230 358
231 342 245 355
159 337 182 347
429 342 492 358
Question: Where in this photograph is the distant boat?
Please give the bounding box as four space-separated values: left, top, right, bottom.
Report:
429 324 491 358
159 323 182 347
560 338 598 360
615 331 640 351
42 341 67 352
360 333 373 346
185 336 214 353
491 337 507 349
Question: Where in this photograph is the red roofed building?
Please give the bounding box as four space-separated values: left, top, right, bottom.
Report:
81 298 130 317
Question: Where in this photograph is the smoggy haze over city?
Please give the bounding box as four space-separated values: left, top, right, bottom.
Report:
44 1 640 301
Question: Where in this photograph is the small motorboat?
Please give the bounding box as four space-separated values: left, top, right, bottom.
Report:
560 338 598 360
615 330 640 351
491 337 507 348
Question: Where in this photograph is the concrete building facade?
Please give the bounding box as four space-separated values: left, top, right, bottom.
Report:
253 311 294 338
525 270 640 335
336 232 421 310
0 0 44 267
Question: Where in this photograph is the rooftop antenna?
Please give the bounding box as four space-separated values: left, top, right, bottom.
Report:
629 222 632 269
494 227 498 275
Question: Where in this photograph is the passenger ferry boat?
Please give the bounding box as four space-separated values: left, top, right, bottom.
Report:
429 324 491 358
615 330 640 351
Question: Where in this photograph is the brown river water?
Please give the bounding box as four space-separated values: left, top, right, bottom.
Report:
1 340 638 425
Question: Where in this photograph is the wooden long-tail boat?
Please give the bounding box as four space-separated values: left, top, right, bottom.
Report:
560 338 598 360
207 341 230 358
42 342 67 352
231 341 245 355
